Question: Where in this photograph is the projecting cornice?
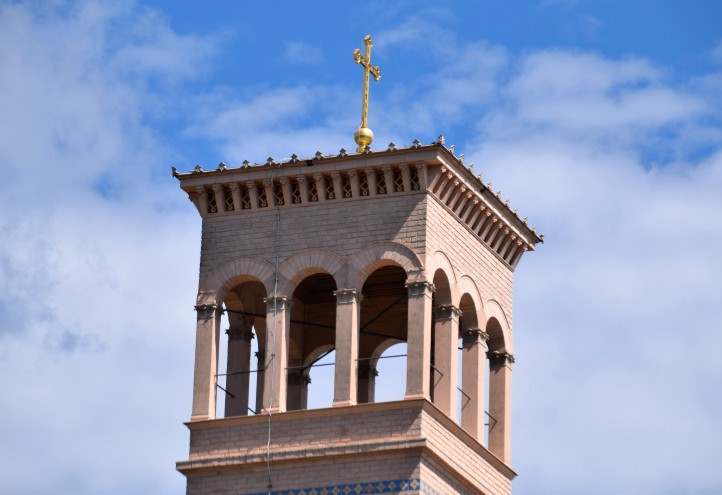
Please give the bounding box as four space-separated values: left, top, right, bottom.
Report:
173 139 543 268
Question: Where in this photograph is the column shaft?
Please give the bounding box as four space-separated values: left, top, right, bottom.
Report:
432 305 461 417
461 328 488 441
333 289 360 406
405 281 434 400
224 317 253 417
489 351 514 463
191 304 220 420
261 296 291 413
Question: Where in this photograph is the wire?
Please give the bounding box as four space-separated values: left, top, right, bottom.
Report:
266 176 282 494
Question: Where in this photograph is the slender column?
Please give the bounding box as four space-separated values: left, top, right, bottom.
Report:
263 179 275 207
333 289 361 406
493 228 509 251
229 183 241 211
261 296 291 413
500 235 516 259
331 171 343 200
465 201 482 225
405 281 434 400
279 176 291 206
194 186 209 216
314 174 327 202
348 170 360 198
434 172 452 196
246 181 258 209
511 245 527 269
399 163 411 192
212 184 225 213
449 186 466 212
367 169 378 196
452 189 469 215
461 328 489 441
191 304 221 420
357 360 378 403
224 320 254 417
432 305 461 417
286 365 305 411
480 216 498 240
254 350 265 413
428 167 448 192
415 162 428 189
297 176 309 203
441 179 459 205
382 166 394 194
488 350 514 463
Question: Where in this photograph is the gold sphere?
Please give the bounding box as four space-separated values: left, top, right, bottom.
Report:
354 126 374 152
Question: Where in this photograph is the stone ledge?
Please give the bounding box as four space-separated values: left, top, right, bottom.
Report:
179 399 516 482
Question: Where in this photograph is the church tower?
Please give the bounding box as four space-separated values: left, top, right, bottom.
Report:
174 35 542 495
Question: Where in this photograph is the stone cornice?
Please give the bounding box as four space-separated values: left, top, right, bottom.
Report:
173 141 542 250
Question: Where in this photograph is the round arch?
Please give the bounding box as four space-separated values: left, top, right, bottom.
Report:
278 249 345 295
426 251 459 304
349 241 424 288
199 256 276 305
484 299 513 354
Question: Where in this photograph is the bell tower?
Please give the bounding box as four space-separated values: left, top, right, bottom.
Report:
174 35 542 495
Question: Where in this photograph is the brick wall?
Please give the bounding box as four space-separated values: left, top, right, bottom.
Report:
425 195 514 327
179 401 514 495
199 192 427 278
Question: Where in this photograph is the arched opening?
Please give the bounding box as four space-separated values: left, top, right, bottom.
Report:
287 273 337 410
358 265 408 403
217 280 267 418
430 269 454 412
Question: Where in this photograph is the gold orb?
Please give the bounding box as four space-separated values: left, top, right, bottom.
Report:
354 126 374 152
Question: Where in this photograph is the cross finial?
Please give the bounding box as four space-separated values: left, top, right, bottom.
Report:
352 34 381 153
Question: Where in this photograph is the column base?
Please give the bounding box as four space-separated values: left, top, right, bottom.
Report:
332 399 356 408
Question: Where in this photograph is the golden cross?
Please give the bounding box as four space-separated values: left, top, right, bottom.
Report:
353 34 381 152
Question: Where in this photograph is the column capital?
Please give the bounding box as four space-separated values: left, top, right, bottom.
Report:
357 360 379 378
435 304 462 321
406 281 435 298
333 288 362 304
229 182 240 191
226 327 254 341
488 350 515 366
347 169 358 178
462 327 489 345
194 303 218 319
278 176 290 184
211 183 223 192
263 295 291 312
296 175 307 183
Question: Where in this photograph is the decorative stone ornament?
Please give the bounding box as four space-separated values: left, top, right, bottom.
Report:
411 138 421 148
242 160 251 168
333 288 362 304
338 148 348 158
290 154 300 164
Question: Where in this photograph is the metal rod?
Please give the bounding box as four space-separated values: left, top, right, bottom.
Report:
356 353 407 361
215 369 263 377
457 385 471 402
360 296 405 331
286 362 335 370
216 382 236 399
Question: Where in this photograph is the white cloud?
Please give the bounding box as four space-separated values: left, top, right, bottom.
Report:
0 2 216 494
282 40 324 65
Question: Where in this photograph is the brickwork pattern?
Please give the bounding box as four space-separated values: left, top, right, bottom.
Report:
200 193 427 279
425 195 513 328
179 401 513 495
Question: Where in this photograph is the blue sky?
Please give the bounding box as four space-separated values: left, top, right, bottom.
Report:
1 1 721 494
